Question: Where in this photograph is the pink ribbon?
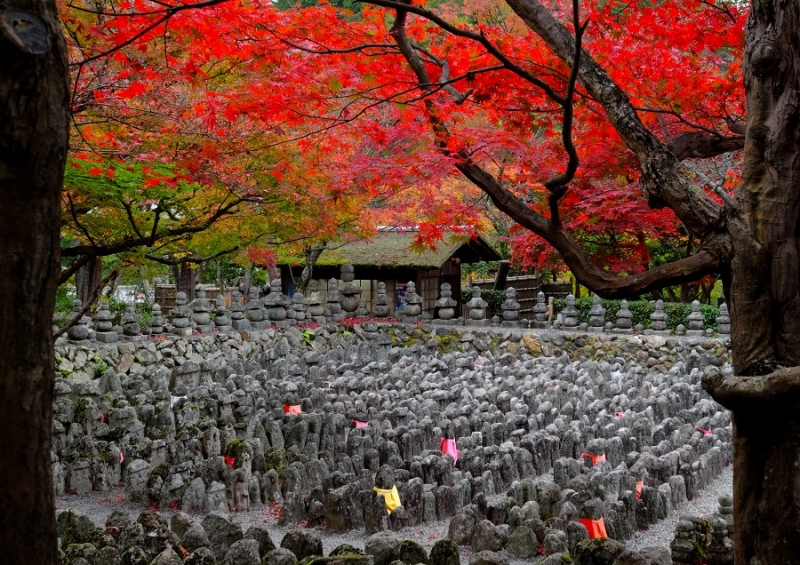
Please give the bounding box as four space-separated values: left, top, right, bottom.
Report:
695 426 712 435
352 420 368 429
580 452 606 466
440 438 460 465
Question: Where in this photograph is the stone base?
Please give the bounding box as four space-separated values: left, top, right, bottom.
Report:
467 319 490 327
432 319 459 326
530 321 550 329
501 321 519 328
129 335 149 342
196 324 214 334
686 330 704 337
251 321 270 330
94 331 118 343
271 320 293 328
214 325 232 333
585 327 604 333
644 329 671 336
613 328 634 334
173 327 192 337
231 319 251 331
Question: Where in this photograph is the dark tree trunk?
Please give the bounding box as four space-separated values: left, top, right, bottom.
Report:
176 264 196 299
493 260 509 291
0 0 69 563
717 0 800 562
75 256 102 305
296 244 327 295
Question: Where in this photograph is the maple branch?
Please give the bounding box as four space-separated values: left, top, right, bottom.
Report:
668 131 745 161
277 37 399 56
362 0 567 103
121 199 146 241
456 158 721 296
70 0 232 66
66 193 98 248
544 0 587 226
503 0 723 237
145 246 241 266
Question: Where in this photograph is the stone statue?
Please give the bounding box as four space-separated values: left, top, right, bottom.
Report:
501 287 520 327
93 301 118 343
339 264 362 314
531 291 549 329
372 282 390 318
686 300 704 336
614 299 633 334
434 282 458 325
466 286 489 326
401 281 423 323
588 295 605 332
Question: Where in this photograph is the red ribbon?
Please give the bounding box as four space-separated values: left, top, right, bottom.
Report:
223 456 235 467
352 420 368 428
580 452 606 466
635 480 644 501
283 405 302 415
695 426 712 435
579 517 607 539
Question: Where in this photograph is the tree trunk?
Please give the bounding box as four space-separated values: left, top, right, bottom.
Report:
0 0 69 563
296 244 327 295
176 264 196 299
75 256 102 305
713 1 800 562
493 260 509 291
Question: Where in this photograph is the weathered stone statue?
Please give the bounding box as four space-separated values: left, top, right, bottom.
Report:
614 299 633 334
371 282 390 318
213 295 231 332
339 264 362 314
650 299 668 334
400 281 423 323
686 300 704 337
190 287 213 333
67 299 91 341
93 301 118 343
229 291 250 331
466 286 489 326
531 291 549 329
264 279 288 326
587 295 605 332
305 281 326 323
434 282 458 325
326 278 345 322
716 303 730 335
121 303 142 337
171 292 192 336
560 294 579 329
245 287 268 330
148 303 166 335
292 292 306 322
501 287 520 327
355 298 370 317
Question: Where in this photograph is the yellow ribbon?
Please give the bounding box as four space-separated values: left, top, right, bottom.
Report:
373 485 401 513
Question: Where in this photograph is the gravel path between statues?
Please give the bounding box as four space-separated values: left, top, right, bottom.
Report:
56 464 732 562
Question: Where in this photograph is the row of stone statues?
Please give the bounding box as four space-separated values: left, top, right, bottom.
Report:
63 262 731 341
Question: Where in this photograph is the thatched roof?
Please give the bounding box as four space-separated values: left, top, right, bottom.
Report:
278 229 499 269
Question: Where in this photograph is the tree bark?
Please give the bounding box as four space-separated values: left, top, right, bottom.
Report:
0 0 69 563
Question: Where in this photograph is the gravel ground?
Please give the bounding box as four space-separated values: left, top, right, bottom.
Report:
626 464 733 551
56 464 732 561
